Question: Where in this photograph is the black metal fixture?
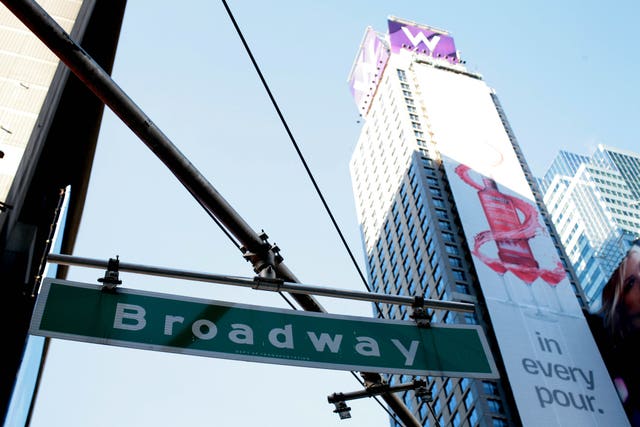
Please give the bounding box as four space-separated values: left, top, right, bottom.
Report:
328 379 427 421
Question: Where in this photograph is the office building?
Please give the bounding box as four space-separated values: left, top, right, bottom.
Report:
538 146 640 310
0 1 126 424
348 17 628 426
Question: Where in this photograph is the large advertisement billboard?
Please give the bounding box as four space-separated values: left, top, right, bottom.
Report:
412 64 629 425
348 27 389 116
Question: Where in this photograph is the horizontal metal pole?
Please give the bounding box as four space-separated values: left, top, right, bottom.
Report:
47 253 475 313
328 380 426 403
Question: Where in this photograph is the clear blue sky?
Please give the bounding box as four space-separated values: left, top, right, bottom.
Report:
28 1 639 426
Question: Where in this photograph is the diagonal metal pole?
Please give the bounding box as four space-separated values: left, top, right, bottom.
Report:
1 1 422 425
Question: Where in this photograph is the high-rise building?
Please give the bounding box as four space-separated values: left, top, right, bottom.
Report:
538 146 640 310
348 17 629 426
0 1 126 424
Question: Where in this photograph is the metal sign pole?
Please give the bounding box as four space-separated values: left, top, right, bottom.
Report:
46 253 475 312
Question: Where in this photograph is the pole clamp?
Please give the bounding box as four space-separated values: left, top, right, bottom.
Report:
410 295 431 328
98 256 122 292
241 231 283 279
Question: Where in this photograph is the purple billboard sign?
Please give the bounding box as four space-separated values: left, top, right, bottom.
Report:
388 18 458 64
348 28 390 116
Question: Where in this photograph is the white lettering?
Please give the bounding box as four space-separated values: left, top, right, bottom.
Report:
228 324 254 345
391 339 420 366
192 319 217 340
307 332 343 353
355 336 380 357
113 303 146 331
164 315 184 335
401 26 441 52
269 324 294 349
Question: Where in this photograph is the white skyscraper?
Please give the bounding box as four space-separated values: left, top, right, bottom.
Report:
539 145 640 310
348 17 629 427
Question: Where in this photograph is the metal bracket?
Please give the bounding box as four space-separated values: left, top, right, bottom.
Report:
414 381 433 403
252 275 284 291
327 377 427 421
0 200 13 212
241 231 283 278
410 295 432 328
98 256 122 292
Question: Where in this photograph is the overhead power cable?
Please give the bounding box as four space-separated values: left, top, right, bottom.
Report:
218 1 383 318
219 2 412 424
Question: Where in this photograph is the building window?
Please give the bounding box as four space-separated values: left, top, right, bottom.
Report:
487 399 504 414
465 390 474 409
469 408 478 425
407 278 416 293
420 273 428 291
445 244 460 255
492 418 508 427
483 381 498 395
392 263 401 279
430 188 443 197
464 313 478 324
444 378 453 394
455 283 469 294
403 391 414 412
452 270 466 281
452 412 461 427
426 239 435 255
419 403 428 421
448 395 457 413
438 220 451 230
449 257 463 268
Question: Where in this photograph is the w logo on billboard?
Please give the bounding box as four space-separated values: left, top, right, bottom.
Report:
401 26 442 53
388 17 458 64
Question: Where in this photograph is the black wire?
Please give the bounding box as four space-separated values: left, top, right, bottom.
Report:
219 0 384 319
348 371 406 426
220 0 398 420
192 194 242 250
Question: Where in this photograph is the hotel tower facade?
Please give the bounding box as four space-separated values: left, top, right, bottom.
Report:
348 17 629 427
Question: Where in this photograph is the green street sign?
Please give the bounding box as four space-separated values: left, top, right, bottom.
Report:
30 279 498 378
